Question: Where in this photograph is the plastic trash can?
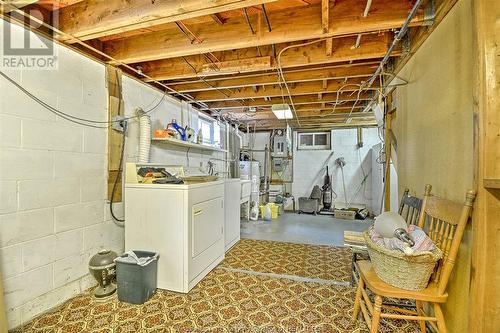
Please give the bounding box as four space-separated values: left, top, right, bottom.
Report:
115 250 159 304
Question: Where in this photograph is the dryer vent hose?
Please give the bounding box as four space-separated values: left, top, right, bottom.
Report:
136 108 151 163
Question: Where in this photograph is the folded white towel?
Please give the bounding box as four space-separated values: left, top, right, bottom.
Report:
369 225 437 254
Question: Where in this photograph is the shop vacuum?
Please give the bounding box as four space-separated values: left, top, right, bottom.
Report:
321 166 334 213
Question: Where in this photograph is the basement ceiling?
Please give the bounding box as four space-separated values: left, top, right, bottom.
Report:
1 0 451 130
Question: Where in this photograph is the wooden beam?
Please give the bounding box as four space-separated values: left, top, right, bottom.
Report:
58 0 279 42
470 0 500 331
227 106 368 118
322 0 330 33
254 119 377 129
210 13 227 25
103 0 424 63
187 77 370 102
106 66 123 202
392 0 459 76
201 92 372 109
223 102 366 113
168 61 379 86
142 33 393 81
293 104 367 113
38 0 85 10
166 64 376 92
0 0 37 13
326 37 333 56
201 56 272 74
383 96 393 211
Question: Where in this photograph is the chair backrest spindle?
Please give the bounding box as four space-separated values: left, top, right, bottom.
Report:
416 185 476 294
398 188 423 226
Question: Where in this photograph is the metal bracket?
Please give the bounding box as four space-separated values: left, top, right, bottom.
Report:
386 58 395 74
112 115 128 134
423 0 436 26
401 33 411 59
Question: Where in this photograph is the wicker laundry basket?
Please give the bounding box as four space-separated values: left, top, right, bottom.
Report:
363 231 443 291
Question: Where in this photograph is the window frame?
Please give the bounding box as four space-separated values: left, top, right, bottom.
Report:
198 117 214 145
297 131 331 150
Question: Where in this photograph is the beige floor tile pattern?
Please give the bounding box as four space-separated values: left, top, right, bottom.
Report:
220 239 353 282
11 241 419 333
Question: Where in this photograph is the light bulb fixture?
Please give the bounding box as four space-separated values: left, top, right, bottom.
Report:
271 104 293 119
374 211 415 246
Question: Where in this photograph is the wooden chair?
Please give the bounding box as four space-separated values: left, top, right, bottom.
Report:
352 184 476 333
345 189 422 285
398 188 423 226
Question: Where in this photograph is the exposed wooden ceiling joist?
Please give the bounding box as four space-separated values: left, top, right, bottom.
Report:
140 33 394 81
253 119 378 130
167 61 379 85
228 109 372 120
184 77 372 102
221 102 366 113
103 0 423 63
1 0 38 13
321 0 330 34
165 63 377 93
57 0 279 42
201 92 372 110
38 0 84 9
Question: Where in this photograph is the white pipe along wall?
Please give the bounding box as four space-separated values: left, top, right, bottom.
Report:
0 19 227 329
136 108 151 164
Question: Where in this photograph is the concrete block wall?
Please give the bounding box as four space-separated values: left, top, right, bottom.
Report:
0 23 123 329
245 129 382 212
293 128 381 212
0 21 226 329
122 77 226 178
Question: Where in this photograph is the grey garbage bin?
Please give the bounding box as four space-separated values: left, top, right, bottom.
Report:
115 250 159 304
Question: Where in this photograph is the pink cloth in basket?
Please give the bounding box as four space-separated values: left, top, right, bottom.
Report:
368 224 436 254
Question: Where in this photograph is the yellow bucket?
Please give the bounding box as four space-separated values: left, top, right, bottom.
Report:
260 203 279 219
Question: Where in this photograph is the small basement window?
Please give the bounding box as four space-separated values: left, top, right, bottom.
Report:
198 117 214 144
297 132 331 150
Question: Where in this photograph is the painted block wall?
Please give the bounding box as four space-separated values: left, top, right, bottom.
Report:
246 128 382 212
107 77 228 221
123 77 226 174
0 21 226 329
0 22 121 329
293 128 381 212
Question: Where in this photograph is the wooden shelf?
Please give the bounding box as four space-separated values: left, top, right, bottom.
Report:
483 178 500 189
152 137 228 153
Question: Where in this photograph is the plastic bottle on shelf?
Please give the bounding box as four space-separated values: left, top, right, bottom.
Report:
264 205 272 222
250 204 259 221
197 130 203 144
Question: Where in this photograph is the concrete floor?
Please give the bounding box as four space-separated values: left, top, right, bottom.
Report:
241 212 372 246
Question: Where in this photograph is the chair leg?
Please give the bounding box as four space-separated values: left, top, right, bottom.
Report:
434 303 446 333
370 295 383 333
416 300 426 333
352 277 364 321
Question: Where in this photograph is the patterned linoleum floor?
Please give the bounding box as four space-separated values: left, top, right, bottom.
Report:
11 240 419 333
220 239 352 282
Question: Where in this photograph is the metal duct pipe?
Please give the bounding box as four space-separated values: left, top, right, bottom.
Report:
367 0 424 86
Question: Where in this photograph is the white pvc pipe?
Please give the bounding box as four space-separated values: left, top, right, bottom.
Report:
136 108 151 163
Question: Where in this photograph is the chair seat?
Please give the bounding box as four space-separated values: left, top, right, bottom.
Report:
356 260 448 303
